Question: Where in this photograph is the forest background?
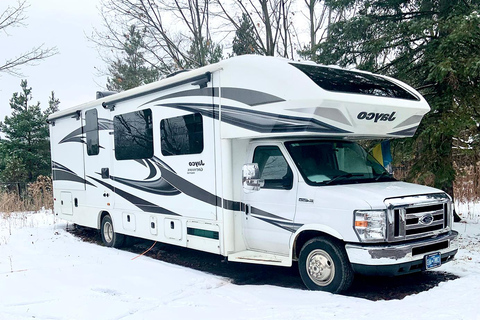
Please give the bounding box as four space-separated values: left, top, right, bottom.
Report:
1 0 479 212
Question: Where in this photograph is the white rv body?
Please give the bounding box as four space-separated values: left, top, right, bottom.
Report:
49 55 457 292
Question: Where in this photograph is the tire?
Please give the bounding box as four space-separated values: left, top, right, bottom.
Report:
100 215 125 248
298 237 354 293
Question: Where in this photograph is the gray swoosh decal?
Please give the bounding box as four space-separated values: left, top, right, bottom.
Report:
389 126 418 136
141 87 285 107
157 103 351 134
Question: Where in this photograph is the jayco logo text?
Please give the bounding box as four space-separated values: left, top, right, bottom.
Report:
189 160 205 167
357 111 396 122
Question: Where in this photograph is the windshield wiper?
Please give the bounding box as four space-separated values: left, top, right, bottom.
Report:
325 173 363 185
375 171 394 181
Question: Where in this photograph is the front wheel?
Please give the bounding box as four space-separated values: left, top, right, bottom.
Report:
101 215 125 248
298 237 354 293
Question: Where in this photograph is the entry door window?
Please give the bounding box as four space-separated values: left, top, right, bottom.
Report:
85 109 99 156
253 146 293 190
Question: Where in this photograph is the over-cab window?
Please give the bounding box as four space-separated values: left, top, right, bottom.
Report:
161 113 203 156
253 146 293 190
113 109 153 160
85 109 99 156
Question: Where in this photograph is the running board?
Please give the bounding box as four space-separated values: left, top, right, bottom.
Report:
228 250 291 266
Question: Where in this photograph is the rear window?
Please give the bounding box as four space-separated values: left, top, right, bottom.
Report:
290 63 419 101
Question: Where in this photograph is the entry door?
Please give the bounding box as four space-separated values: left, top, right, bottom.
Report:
83 108 115 209
242 144 298 255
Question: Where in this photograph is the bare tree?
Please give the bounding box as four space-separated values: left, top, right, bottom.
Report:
299 0 349 61
91 0 222 76
0 0 57 76
216 0 296 58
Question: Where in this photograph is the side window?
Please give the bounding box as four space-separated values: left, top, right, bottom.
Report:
253 146 293 190
114 109 153 160
161 113 203 156
85 109 99 156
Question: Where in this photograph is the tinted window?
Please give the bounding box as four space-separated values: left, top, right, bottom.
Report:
114 109 153 160
161 113 203 156
85 109 99 156
291 63 419 101
253 146 292 190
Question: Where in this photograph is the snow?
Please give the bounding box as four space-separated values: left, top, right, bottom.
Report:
1 210 480 320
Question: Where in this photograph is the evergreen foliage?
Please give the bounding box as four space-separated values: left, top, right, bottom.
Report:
185 37 223 69
106 25 159 91
232 13 262 56
310 0 480 195
0 80 55 184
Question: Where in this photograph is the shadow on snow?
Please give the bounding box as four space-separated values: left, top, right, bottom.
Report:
68 225 459 301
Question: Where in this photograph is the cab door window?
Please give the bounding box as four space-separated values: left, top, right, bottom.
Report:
253 146 293 190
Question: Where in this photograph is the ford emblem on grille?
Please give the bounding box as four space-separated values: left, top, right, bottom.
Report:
419 213 434 225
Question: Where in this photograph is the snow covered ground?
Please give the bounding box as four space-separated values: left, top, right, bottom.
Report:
0 209 479 320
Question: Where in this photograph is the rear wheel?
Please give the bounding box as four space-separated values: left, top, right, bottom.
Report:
100 215 125 248
298 237 354 293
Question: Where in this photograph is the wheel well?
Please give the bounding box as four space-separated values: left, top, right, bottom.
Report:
293 230 343 260
99 211 110 229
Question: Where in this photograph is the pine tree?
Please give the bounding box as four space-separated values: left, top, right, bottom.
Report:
106 25 159 91
232 13 262 56
0 80 54 183
185 37 223 69
46 91 60 115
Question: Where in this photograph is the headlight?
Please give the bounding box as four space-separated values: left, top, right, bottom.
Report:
354 210 386 242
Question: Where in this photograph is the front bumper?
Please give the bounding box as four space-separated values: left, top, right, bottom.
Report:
345 231 458 276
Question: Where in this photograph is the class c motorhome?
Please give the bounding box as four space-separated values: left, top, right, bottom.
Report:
49 55 457 293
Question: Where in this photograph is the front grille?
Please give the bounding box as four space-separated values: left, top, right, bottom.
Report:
386 194 451 242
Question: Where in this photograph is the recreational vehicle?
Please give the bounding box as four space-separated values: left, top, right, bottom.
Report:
49 55 457 293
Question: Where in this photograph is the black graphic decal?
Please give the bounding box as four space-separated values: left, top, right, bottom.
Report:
254 216 303 233
152 157 220 206
251 206 291 221
52 162 95 187
59 118 113 145
108 158 180 196
90 177 180 216
59 127 85 144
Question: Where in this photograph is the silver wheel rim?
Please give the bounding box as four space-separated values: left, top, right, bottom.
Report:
306 249 335 286
104 221 114 243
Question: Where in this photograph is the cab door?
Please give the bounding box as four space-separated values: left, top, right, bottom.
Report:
242 143 298 255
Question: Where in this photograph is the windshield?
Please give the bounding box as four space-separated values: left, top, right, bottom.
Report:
285 140 395 186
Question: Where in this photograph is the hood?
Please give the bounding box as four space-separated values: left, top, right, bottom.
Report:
314 181 445 210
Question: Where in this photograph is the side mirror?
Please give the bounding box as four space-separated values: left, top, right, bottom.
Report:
242 163 264 193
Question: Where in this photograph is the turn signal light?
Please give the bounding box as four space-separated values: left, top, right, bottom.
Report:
355 221 368 228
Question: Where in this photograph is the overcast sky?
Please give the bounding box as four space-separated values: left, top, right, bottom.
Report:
0 0 106 120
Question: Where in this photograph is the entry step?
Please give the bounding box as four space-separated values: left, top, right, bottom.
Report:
228 250 291 266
